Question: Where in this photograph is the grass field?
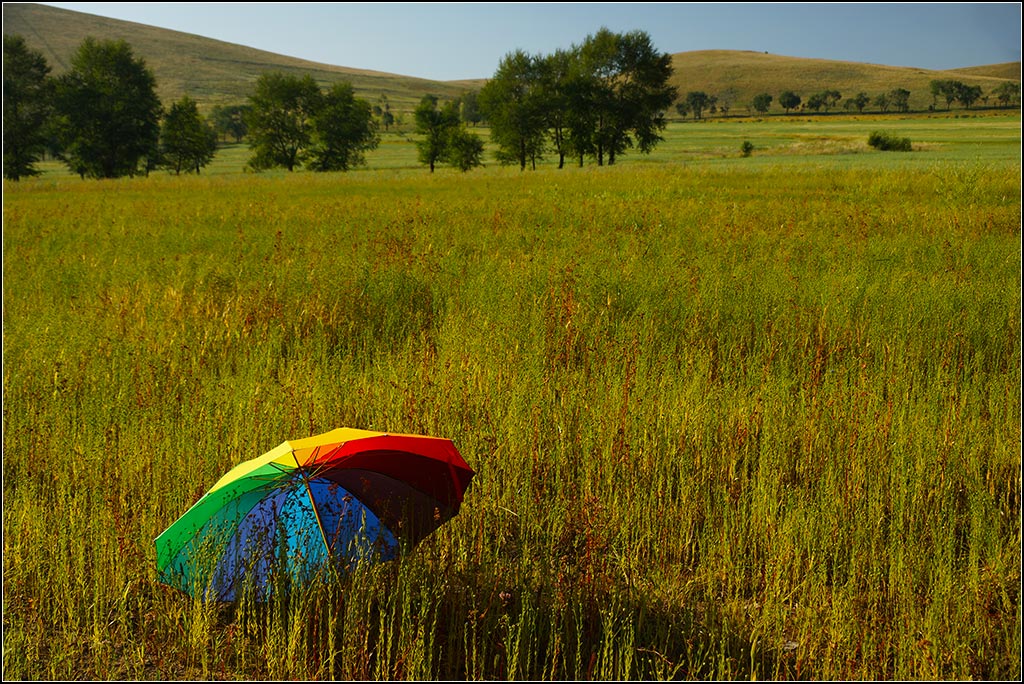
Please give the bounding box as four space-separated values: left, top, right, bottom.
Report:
3 114 1021 680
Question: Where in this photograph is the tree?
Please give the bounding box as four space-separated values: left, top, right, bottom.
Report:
160 96 217 174
778 90 801 113
374 94 395 131
307 82 379 171
992 81 1021 108
245 72 322 171
685 91 711 120
751 93 773 114
413 94 460 172
806 90 841 113
873 92 891 113
3 34 52 181
849 92 871 113
211 104 251 143
889 88 911 113
535 48 576 168
821 89 842 112
443 127 485 172
955 83 983 109
716 87 739 117
574 28 676 165
51 37 162 179
930 79 960 110
479 50 548 170
458 90 483 126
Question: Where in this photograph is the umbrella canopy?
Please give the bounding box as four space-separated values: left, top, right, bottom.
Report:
155 428 475 601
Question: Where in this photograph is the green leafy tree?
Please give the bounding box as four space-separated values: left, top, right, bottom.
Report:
535 48 576 168
245 71 322 171
850 92 871 113
479 50 549 170
821 89 842 112
751 93 773 114
307 82 379 171
3 34 53 180
211 104 251 143
955 83 983 109
873 92 891 113
806 92 825 112
443 126 485 172
51 37 162 179
374 94 395 131
575 28 676 166
413 94 460 172
930 79 960 110
562 52 601 167
889 87 911 113
992 81 1021 107
685 91 711 120
778 90 801 113
458 90 483 126
160 96 217 174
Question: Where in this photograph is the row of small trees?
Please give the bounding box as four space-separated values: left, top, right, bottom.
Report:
676 79 1021 120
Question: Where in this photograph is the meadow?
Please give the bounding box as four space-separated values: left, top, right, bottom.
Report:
3 114 1021 680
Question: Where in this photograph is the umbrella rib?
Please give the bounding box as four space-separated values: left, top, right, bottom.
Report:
292 446 333 561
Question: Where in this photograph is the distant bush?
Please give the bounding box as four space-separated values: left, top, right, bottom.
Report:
868 131 912 151
740 140 754 157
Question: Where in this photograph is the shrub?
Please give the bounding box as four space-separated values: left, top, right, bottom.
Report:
868 131 912 151
740 140 755 157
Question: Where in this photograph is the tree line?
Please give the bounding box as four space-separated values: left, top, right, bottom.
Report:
3 28 677 179
675 79 1020 120
5 31 1020 181
4 34 218 181
2 34 391 180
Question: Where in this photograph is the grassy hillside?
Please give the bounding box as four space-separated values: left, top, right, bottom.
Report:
670 50 1019 114
947 62 1023 81
1 2 472 114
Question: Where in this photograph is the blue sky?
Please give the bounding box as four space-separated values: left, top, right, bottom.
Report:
43 2 1022 81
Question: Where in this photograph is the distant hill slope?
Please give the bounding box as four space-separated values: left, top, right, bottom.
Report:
2 2 472 113
945 62 1022 81
669 50 1020 113
4 3 1019 117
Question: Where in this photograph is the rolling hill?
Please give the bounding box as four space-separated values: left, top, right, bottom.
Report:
1 2 473 112
3 2 1020 116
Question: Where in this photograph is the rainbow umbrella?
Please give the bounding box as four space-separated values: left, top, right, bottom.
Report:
155 428 475 601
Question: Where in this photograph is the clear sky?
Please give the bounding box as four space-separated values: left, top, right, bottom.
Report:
41 2 1023 82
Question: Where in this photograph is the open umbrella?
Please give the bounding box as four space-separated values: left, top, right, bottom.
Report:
155 427 475 601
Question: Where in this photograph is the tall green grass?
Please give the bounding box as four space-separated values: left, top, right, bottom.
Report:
3 143 1020 679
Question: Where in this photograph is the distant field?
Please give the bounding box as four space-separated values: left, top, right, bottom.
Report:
31 111 1024 177
3 113 1021 680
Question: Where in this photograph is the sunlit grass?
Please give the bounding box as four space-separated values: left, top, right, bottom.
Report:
3 116 1021 680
